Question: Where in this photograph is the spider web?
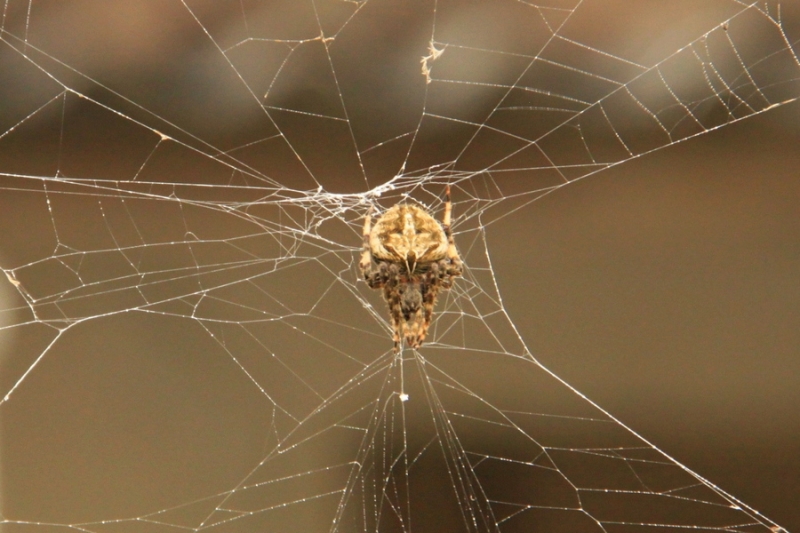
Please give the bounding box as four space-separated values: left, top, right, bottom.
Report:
1 1 799 532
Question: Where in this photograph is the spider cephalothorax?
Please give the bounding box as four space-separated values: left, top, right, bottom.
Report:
359 186 463 351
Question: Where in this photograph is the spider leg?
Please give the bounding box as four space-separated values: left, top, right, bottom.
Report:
360 206 372 266
360 206 384 288
442 185 453 228
441 185 463 277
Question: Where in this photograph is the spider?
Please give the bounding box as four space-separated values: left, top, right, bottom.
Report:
359 186 463 351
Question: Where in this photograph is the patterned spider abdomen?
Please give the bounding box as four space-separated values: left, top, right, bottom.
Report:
384 273 437 349
368 204 448 272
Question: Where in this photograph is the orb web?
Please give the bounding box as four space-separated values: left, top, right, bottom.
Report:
1 1 799 532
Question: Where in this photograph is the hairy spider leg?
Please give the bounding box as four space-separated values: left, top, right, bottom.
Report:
360 206 372 270
440 185 463 288
442 185 458 264
359 206 382 288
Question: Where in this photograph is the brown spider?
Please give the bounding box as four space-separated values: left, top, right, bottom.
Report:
359 186 463 351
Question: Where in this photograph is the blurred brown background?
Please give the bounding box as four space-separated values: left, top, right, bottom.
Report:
1 1 799 531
